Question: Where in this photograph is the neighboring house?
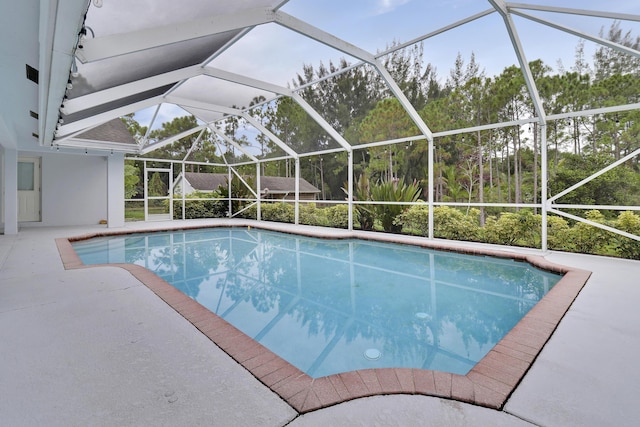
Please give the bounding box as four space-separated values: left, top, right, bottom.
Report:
173 172 227 195
173 172 321 201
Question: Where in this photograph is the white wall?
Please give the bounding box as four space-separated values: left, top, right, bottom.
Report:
1 148 19 234
12 150 125 228
41 152 108 226
107 153 125 228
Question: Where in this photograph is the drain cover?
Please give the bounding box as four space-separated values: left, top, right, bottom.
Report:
364 348 381 360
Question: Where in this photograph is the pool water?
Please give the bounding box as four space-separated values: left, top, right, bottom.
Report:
72 227 561 377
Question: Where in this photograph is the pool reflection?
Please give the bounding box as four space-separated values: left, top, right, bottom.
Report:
73 228 560 377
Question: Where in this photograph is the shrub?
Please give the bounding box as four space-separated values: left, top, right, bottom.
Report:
614 211 640 259
433 206 481 241
485 210 541 247
395 203 430 236
395 205 480 241
299 203 329 227
172 192 226 219
567 210 613 254
326 204 350 229
216 175 255 217
547 215 571 250
260 202 295 223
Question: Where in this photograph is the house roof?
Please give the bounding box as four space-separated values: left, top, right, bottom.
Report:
183 172 228 191
75 119 136 145
183 172 320 194
261 176 320 194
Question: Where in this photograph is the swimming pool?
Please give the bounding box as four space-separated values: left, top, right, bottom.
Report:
71 227 561 378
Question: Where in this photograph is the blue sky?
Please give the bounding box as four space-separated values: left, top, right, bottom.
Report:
219 0 640 84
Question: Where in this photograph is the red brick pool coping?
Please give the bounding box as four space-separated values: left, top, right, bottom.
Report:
55 222 591 414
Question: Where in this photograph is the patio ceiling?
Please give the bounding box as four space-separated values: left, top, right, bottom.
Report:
1 1 639 157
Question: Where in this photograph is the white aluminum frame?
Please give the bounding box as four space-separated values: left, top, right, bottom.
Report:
70 2 640 251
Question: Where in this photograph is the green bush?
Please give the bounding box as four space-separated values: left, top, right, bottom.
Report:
396 205 480 241
249 203 350 228
547 215 571 250
566 210 613 254
326 204 350 229
434 206 481 241
395 203 430 236
260 202 295 223
613 211 640 259
215 175 255 217
169 195 640 260
172 192 227 219
299 203 329 227
485 210 541 247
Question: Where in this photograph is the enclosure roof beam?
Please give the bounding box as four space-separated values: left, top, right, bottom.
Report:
139 124 208 155
274 11 376 63
56 139 140 153
273 10 435 144
433 117 536 138
547 102 640 121
511 9 640 60
164 96 243 116
76 8 275 63
290 9 496 91
210 126 259 162
62 65 204 115
372 59 435 142
508 3 640 22
377 9 496 57
163 96 298 160
182 129 206 161
55 96 165 138
203 67 293 96
242 113 298 159
489 0 546 121
290 93 352 152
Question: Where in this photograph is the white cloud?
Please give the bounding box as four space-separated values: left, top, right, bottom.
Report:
374 0 411 15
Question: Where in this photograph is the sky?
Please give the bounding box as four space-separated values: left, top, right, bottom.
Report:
218 0 640 84
83 0 640 151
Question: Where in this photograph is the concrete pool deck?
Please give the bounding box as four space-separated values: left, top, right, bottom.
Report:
2 219 639 426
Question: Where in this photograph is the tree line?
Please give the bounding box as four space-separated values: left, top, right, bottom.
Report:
124 22 640 256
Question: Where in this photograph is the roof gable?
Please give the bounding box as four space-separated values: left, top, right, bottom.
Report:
261 176 320 194
75 119 136 145
183 172 227 191
182 172 320 194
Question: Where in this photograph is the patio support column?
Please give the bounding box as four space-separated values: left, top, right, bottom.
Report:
348 150 353 231
428 138 434 239
181 162 186 220
256 162 261 221
143 160 148 221
541 123 548 252
227 167 232 218
294 157 300 225
2 148 18 235
107 152 125 228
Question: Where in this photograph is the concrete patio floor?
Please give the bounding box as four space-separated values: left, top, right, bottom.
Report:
1 219 639 426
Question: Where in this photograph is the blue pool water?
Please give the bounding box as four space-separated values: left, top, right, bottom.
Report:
72 227 561 377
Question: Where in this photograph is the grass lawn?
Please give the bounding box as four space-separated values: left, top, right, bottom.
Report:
125 202 169 221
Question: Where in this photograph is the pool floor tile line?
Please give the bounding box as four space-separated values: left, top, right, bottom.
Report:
56 223 591 414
